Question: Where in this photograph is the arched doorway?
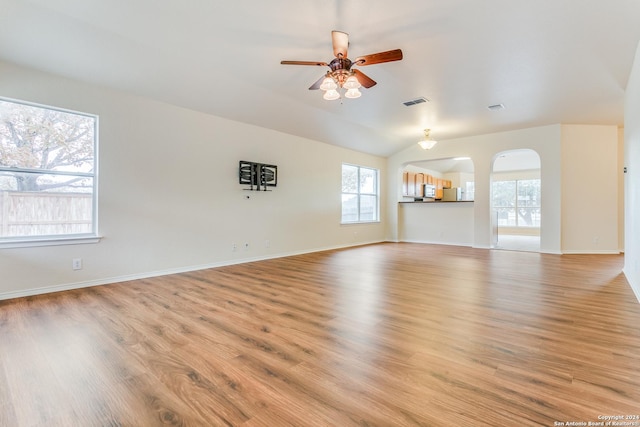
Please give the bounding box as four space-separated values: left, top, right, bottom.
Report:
491 149 541 252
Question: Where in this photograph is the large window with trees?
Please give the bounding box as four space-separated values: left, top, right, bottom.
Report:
0 97 98 244
492 179 541 227
341 164 379 224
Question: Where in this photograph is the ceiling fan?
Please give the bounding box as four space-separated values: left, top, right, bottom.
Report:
281 31 403 100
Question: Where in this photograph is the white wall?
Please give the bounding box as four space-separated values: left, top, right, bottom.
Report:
618 128 625 253
624 42 640 301
449 172 475 201
492 170 541 181
399 202 474 246
1 57 632 300
0 61 387 299
387 125 563 253
561 125 619 254
403 165 443 177
388 124 621 254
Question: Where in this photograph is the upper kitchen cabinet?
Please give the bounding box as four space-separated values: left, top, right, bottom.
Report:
401 157 474 200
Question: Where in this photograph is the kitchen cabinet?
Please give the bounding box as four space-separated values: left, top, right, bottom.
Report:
435 178 444 199
402 171 450 198
402 171 417 196
415 173 425 197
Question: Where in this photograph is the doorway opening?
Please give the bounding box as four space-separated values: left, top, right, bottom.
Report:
491 149 541 252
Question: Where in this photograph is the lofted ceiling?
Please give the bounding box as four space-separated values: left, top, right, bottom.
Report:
411 149 541 173
1 1 640 157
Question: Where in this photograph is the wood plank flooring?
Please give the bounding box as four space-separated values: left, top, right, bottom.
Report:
1 243 640 426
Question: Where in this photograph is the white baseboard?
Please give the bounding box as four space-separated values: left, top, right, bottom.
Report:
561 250 621 255
402 239 474 247
3 240 627 302
0 240 384 301
472 244 492 250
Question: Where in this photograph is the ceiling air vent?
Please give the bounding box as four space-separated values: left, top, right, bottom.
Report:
488 103 505 111
403 97 429 107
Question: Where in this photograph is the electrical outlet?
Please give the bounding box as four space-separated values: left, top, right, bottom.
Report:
244 243 249 251
72 258 83 270
232 243 237 252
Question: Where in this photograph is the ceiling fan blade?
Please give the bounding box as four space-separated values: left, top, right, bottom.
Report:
332 31 349 58
353 70 377 88
354 49 403 66
308 74 327 90
281 60 328 66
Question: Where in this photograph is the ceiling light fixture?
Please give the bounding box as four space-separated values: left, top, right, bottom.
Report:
418 129 438 150
282 31 403 102
319 71 362 101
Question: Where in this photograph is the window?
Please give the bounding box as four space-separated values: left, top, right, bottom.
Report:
341 164 379 223
492 179 541 227
465 181 475 201
0 97 98 245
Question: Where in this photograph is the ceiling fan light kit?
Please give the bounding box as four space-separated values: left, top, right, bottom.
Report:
323 89 340 101
344 88 362 99
343 75 361 90
319 76 338 91
319 70 362 100
281 30 403 101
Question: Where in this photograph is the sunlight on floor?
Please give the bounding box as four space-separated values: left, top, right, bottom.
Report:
494 234 540 252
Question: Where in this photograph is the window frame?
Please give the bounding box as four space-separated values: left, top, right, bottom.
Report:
341 163 380 224
0 96 100 248
492 178 541 228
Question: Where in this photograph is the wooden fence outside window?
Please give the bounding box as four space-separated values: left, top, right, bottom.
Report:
0 191 93 237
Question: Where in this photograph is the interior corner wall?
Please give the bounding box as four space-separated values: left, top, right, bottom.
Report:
623 41 640 302
0 61 387 300
560 124 619 254
618 128 625 253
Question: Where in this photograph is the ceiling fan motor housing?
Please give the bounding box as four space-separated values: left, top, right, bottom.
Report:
328 58 354 86
280 31 402 92
329 57 352 72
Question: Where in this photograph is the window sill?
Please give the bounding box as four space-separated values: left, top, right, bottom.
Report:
0 235 102 249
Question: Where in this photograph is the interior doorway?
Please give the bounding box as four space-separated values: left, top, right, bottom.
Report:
491 149 541 252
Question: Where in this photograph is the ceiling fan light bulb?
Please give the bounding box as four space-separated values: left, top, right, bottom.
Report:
319 77 337 91
344 88 361 99
343 75 361 90
323 89 340 100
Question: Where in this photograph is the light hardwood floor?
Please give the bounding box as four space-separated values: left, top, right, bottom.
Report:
1 243 640 426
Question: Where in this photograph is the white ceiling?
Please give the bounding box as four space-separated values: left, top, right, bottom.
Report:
2 0 639 157
411 148 541 173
